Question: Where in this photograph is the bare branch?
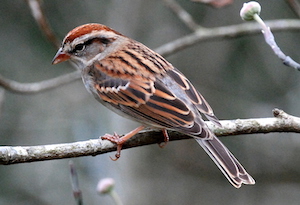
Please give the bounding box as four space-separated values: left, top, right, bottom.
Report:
26 0 60 48
163 0 201 31
286 0 300 18
191 0 233 8
0 71 80 94
69 161 83 205
253 15 300 70
156 19 300 56
0 88 5 116
0 109 299 165
240 3 300 70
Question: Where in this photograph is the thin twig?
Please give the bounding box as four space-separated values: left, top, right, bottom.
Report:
0 88 5 116
163 0 201 31
240 2 300 70
0 109 299 165
26 0 60 48
253 14 300 70
156 19 300 56
191 0 233 8
286 0 300 18
0 71 80 94
69 161 83 205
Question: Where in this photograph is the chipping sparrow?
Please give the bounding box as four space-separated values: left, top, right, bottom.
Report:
52 23 255 188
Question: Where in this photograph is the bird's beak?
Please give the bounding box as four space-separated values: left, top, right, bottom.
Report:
52 48 70 65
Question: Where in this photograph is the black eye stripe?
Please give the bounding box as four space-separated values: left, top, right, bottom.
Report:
72 37 112 53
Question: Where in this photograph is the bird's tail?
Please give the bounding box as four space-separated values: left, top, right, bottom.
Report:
195 136 255 188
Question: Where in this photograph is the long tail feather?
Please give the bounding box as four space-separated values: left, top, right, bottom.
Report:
195 137 255 188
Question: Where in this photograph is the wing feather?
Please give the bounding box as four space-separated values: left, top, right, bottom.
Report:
167 69 221 127
90 47 219 136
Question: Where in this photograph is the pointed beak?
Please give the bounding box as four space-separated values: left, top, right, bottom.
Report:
52 48 71 64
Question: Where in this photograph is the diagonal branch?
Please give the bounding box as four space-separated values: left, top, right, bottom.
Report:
163 0 201 31
26 0 60 48
0 109 299 165
286 0 300 18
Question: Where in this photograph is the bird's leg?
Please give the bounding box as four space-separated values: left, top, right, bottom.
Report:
101 125 145 160
158 129 169 148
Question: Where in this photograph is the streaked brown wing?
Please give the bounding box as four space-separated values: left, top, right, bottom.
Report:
138 81 203 133
167 68 221 127
93 71 199 131
95 78 154 107
92 54 159 107
91 46 218 137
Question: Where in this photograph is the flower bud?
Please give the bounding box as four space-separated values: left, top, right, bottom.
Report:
97 178 115 194
240 1 261 21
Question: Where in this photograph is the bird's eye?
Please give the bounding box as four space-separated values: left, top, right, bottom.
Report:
74 43 85 52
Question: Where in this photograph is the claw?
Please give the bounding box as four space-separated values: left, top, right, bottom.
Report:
101 133 123 160
158 142 167 148
158 129 169 148
109 152 121 161
101 125 145 160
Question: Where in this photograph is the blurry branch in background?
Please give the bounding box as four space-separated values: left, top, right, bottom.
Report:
240 1 300 70
163 0 200 31
69 161 83 205
0 109 300 165
26 0 60 48
158 0 300 56
156 19 300 56
286 0 300 17
191 0 233 8
0 71 80 94
0 88 4 116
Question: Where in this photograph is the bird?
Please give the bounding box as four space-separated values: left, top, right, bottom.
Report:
52 23 255 188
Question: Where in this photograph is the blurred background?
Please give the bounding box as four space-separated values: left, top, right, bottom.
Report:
1 0 300 204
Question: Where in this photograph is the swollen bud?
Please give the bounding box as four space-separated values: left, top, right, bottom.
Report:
97 178 115 194
240 1 261 21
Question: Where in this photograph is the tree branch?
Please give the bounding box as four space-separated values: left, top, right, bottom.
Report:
156 19 300 56
0 71 80 94
163 0 201 31
286 0 300 18
0 109 299 165
26 0 60 48
0 88 5 116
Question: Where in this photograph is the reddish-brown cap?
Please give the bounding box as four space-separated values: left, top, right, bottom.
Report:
64 23 122 44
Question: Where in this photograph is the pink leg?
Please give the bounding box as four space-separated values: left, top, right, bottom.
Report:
102 125 145 160
158 129 169 148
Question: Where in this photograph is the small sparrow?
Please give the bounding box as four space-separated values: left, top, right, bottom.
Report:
52 23 255 188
